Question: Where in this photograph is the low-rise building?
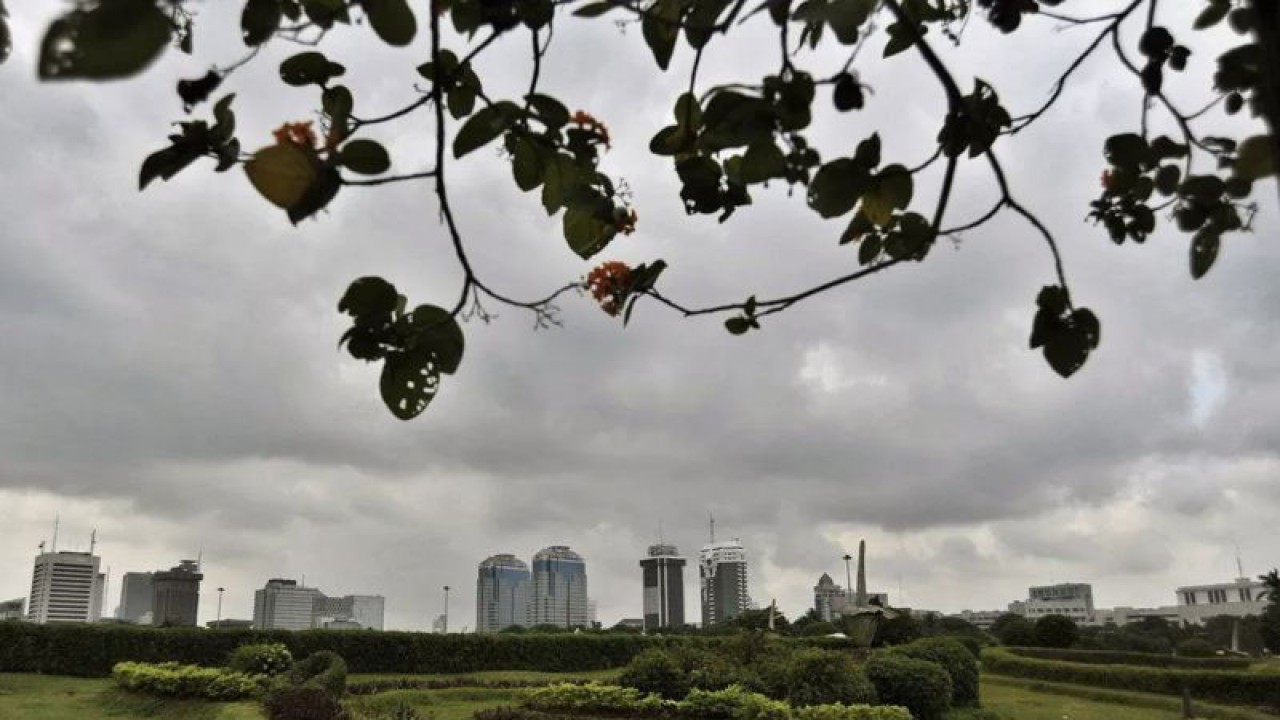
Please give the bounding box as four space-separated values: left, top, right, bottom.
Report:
0 598 25 621
1176 577 1270 624
1010 583 1095 623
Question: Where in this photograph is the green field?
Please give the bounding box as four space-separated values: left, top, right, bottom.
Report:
3 671 1276 720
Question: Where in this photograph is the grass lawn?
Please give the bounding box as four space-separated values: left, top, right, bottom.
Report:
982 676 1279 720
344 686 528 720
0 673 262 719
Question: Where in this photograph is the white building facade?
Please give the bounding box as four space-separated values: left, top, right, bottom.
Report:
1176 577 1270 624
1010 583 1095 623
27 551 104 624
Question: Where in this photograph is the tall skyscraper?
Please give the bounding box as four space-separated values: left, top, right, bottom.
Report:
700 539 748 627
640 544 685 630
253 579 322 630
476 554 531 633
27 549 104 624
529 546 589 628
152 560 203 627
118 572 154 623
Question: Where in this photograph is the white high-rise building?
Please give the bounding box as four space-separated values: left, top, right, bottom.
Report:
27 550 104 624
700 540 749 627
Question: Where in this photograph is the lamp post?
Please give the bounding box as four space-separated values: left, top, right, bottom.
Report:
216 587 225 626
443 586 450 634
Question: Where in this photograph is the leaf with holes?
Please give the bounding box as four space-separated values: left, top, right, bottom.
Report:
39 0 171 80
403 304 465 373
1190 229 1220 280
380 350 440 420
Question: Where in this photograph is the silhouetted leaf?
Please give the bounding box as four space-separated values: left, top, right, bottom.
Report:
139 144 203 190
833 74 863 111
510 135 545 191
725 317 752 335
1234 135 1275 181
280 51 345 86
527 93 569 129
362 0 417 46
287 166 340 224
245 142 318 209
808 159 867 218
403 304 465 373
339 277 398 318
242 0 282 46
1190 229 1220 279
453 102 520 158
573 0 622 17
740 142 785 183
339 139 391 175
1194 0 1229 29
380 350 439 420
563 206 616 259
0 0 10 66
39 0 171 80
642 0 681 70
177 71 223 112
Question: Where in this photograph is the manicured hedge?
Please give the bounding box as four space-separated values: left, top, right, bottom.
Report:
111 660 268 700
0 622 864 678
1006 646 1253 670
889 637 979 708
983 648 1280 708
523 682 910 720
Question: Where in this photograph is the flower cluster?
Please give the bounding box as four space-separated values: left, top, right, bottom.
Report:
571 110 611 149
586 261 633 316
273 121 320 149
1100 169 1116 191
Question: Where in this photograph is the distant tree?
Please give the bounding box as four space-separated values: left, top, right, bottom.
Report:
1260 570 1280 654
995 616 1037 647
1033 614 1080 649
933 616 983 638
11 0 1278 419
989 613 1024 639
1202 614 1265 656
730 607 791 633
873 612 924 647
798 620 839 637
1176 637 1218 657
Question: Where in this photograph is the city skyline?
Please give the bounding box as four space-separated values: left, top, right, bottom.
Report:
1 518 1275 631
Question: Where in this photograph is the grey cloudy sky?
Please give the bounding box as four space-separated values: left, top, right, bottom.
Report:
1 1 1276 631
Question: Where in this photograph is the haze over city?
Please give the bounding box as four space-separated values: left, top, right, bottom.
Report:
2 0 1279 633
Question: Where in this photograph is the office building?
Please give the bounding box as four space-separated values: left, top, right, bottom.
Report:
152 560 202 627
27 549 104 624
1176 577 1271 624
314 594 385 630
0 598 25 621
117 572 153 623
253 579 322 630
529 546 589 628
1010 583 1095 623
640 544 686 630
476 554 530 633
700 539 749 627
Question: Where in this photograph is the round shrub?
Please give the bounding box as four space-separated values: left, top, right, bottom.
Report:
680 647 743 691
1033 615 1079 649
740 646 793 700
619 648 691 700
229 643 294 676
786 648 877 707
263 685 346 720
287 651 349 697
890 637 980 707
1176 638 1217 658
864 653 952 720
995 617 1037 647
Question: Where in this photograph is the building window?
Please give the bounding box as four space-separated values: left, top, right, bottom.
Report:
1184 592 1196 605
1241 588 1252 602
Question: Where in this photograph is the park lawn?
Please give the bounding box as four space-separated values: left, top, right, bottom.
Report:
0 673 262 720
981 676 1279 720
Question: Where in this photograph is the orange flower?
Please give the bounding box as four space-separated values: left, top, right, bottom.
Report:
585 261 633 317
570 110 611 149
272 121 320 150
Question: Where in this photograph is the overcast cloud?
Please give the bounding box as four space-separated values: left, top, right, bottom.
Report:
0 1 1277 631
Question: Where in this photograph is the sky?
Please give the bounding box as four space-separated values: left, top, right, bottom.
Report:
0 2 1277 631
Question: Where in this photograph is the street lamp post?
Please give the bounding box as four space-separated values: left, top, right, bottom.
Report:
216 587 225 627
842 554 853 597
443 586 450 634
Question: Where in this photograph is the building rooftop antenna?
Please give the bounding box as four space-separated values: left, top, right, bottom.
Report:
1235 543 1245 579
709 513 716 544
52 514 60 553
89 529 97 555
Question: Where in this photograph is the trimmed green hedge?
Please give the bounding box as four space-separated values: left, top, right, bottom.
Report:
111 660 268 700
523 682 910 720
0 623 865 678
863 654 952 720
1006 646 1253 670
984 648 1280 708
889 637 979 708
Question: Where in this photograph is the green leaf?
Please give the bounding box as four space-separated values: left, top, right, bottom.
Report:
510 135 545 191
453 102 519 158
858 234 882 264
630 260 668 294
279 51 345 86
1234 135 1276 181
39 0 171 80
1179 174 1225 201
861 165 912 227
1104 133 1151 170
725 317 752 335
339 139 391 175
641 0 681 71
242 0 282 46
573 0 622 17
339 276 399 317
287 166 341 224
740 142 786 184
362 0 417 46
245 142 318 210
380 350 440 420
541 153 579 213
674 92 702 128
833 74 863 111
526 93 570 130
563 207 616 259
883 21 916 57
1193 0 1229 29
323 85 354 137
1190 229 1220 280
404 304 465 373
139 144 203 190
853 133 880 168
807 159 867 218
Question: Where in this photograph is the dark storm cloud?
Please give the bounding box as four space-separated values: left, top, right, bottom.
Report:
1 0 1277 626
